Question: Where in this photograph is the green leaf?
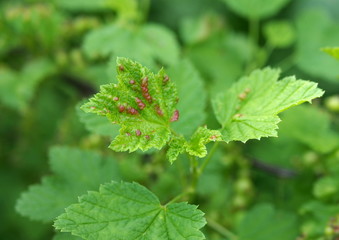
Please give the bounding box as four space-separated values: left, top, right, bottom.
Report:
237 204 299 240
179 12 224 45
263 20 295 48
54 0 109 11
313 175 339 200
223 0 291 19
0 58 55 111
83 24 179 69
279 105 339 153
212 68 324 143
54 181 206 240
16 146 121 222
300 201 339 237
295 9 339 82
322 47 339 60
76 101 119 137
167 59 207 137
53 233 82 240
81 58 179 152
186 126 222 158
166 135 187 164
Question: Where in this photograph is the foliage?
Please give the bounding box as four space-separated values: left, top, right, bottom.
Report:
0 0 339 240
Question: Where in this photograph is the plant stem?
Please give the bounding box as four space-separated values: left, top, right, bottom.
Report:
206 217 238 240
198 142 220 177
246 17 260 72
140 0 151 23
249 17 259 47
166 191 190 206
190 155 199 192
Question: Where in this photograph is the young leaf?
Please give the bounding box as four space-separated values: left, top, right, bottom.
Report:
54 181 206 240
185 126 222 158
81 58 179 152
223 0 291 19
212 68 324 143
16 147 121 222
237 204 299 240
166 135 187 164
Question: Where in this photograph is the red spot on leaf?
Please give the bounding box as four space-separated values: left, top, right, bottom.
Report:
210 135 217 140
170 110 179 122
118 105 125 113
135 97 146 110
142 77 148 86
155 105 164 116
127 107 139 115
163 75 169 84
145 135 150 140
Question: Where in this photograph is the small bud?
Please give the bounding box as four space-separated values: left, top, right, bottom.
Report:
126 132 131 136
145 135 150 140
129 80 135 84
135 129 141 136
118 65 124 71
113 97 119 101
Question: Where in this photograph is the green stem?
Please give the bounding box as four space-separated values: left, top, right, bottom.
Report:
190 155 199 192
166 191 190 206
139 0 151 23
249 17 259 47
198 142 220 178
245 17 260 72
206 217 238 240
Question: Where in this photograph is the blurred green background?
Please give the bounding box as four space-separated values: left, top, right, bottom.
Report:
1 0 339 239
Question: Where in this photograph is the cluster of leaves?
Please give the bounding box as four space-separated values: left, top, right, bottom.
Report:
1 0 339 239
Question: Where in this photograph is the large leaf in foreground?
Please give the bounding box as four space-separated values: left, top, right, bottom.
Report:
54 181 206 240
16 147 120 222
81 58 179 152
212 68 324 143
